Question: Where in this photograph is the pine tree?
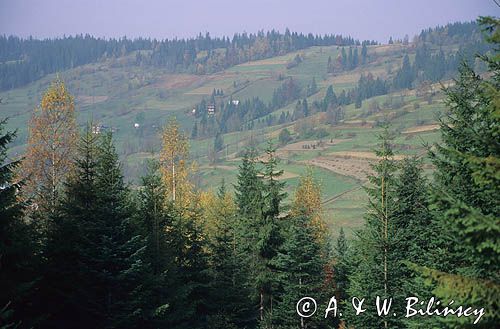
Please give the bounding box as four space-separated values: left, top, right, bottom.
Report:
175 207 212 329
393 54 414 89
191 121 198 139
327 55 334 73
341 48 347 69
324 85 337 111
302 98 309 117
38 129 146 329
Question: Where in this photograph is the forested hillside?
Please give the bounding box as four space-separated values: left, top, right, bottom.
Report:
1 17 499 329
0 30 363 90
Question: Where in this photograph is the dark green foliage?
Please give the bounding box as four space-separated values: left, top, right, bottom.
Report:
0 31 358 91
278 128 292 145
333 228 349 303
36 130 146 329
272 215 327 328
40 127 102 328
361 43 368 64
416 17 500 327
196 78 301 138
393 54 415 89
345 128 409 329
307 77 318 96
393 158 438 329
323 85 337 109
214 131 224 152
0 120 35 327
392 23 491 91
234 149 265 220
131 161 185 328
206 188 253 328
191 121 198 139
174 209 212 329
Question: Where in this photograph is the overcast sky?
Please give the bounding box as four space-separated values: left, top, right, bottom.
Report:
0 0 498 42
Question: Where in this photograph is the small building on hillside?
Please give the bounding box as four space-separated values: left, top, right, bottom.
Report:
207 104 215 115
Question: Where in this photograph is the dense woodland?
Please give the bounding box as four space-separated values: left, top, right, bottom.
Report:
0 30 363 91
1 18 499 329
0 21 487 92
188 21 491 140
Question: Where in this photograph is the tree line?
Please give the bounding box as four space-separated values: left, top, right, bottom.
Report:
0 30 359 91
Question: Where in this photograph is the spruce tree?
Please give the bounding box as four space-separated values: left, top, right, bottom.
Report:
234 149 264 220
272 214 327 329
361 43 368 64
205 185 254 328
345 127 407 329
133 160 186 328
40 126 101 329
393 158 437 329
333 228 349 304
0 120 35 327
256 142 287 325
415 17 500 327
94 133 146 328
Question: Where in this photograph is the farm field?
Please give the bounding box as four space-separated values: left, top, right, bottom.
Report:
1 42 449 236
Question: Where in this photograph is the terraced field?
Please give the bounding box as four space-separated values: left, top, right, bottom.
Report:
1 42 450 237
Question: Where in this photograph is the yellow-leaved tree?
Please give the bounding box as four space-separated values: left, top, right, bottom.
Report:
21 78 78 212
159 117 196 212
291 167 327 242
199 182 237 243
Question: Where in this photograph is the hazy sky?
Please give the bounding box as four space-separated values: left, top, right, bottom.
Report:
0 0 498 42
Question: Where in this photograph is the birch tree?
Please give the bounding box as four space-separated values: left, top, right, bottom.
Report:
159 117 194 211
21 78 78 212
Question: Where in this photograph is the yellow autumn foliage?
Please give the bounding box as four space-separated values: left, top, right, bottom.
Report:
292 167 328 242
21 78 78 211
159 117 197 214
199 189 237 243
